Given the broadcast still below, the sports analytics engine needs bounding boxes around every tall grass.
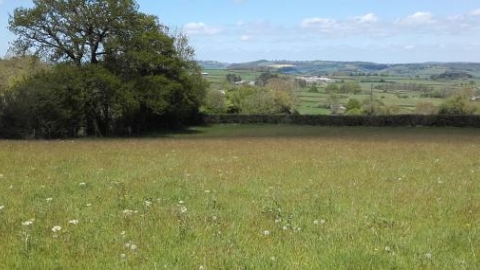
[0,125,479,269]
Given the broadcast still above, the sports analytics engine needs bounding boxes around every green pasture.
[1,125,480,269]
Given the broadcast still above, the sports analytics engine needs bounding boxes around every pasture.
[0,125,479,269]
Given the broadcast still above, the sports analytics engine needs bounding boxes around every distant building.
[301,76,335,84]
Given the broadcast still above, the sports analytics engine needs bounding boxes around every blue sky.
[1,0,480,63]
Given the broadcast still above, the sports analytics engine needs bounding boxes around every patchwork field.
[1,125,480,269]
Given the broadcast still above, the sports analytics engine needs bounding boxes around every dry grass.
[0,125,479,269]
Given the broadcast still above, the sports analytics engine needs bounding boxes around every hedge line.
[202,114,480,127]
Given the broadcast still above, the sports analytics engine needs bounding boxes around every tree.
[9,0,141,65]
[6,0,207,137]
[340,82,362,94]
[325,83,339,94]
[438,93,477,115]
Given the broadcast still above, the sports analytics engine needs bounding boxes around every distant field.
[203,69,479,115]
[1,125,480,269]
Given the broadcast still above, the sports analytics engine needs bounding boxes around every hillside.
[197,60,480,78]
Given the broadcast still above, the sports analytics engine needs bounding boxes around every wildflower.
[46,198,53,202]
[180,206,187,214]
[121,231,126,238]
[130,244,137,252]
[52,226,62,233]
[120,253,126,259]
[199,266,205,270]
[179,200,184,204]
[144,200,152,207]
[22,219,35,226]
[0,205,4,210]
[271,256,276,261]
[263,230,270,236]
[86,203,92,207]
[275,219,281,224]
[204,190,210,194]
[79,182,87,187]
[425,253,432,259]
[212,215,217,221]
[68,219,79,225]
[385,246,391,252]
[314,220,319,225]
[320,219,326,224]
[282,225,288,231]
[123,209,137,216]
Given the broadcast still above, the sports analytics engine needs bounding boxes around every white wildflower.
[204,190,210,194]
[68,219,79,225]
[179,200,184,204]
[314,220,319,225]
[180,206,187,214]
[123,209,136,216]
[320,219,326,224]
[120,253,126,259]
[199,265,204,270]
[271,256,276,261]
[79,182,87,187]
[144,200,152,207]
[425,252,432,259]
[263,230,270,236]
[52,226,62,233]
[22,219,35,226]
[282,225,288,231]
[385,246,391,252]
[130,244,137,252]
[125,242,131,248]
[275,219,281,224]
[121,231,126,238]
[0,205,4,210]
[86,203,92,207]
[46,198,53,202]
[212,215,217,221]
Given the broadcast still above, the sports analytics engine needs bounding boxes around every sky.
[1,0,480,63]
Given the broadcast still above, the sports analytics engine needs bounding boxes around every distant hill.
[198,59,480,78]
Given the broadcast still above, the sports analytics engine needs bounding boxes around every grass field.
[1,125,480,269]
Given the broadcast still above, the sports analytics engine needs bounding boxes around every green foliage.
[415,102,439,115]
[325,83,339,94]
[225,74,242,84]
[438,95,477,115]
[308,83,319,93]
[3,0,207,138]
[340,81,362,94]
[345,98,363,115]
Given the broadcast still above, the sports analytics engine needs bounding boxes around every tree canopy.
[2,0,207,138]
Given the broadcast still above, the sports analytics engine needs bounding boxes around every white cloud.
[240,35,252,41]
[469,9,480,16]
[355,13,378,24]
[301,18,338,33]
[396,12,434,25]
[404,45,415,50]
[183,22,223,36]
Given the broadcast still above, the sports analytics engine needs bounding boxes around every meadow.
[1,125,480,269]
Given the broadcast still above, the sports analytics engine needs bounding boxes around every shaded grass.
[0,125,479,269]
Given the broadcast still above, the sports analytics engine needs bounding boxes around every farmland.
[203,68,480,115]
[1,125,479,269]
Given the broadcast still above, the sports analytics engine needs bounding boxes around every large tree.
[6,0,207,137]
[9,0,139,65]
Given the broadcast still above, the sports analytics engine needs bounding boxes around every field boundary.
[202,114,480,127]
